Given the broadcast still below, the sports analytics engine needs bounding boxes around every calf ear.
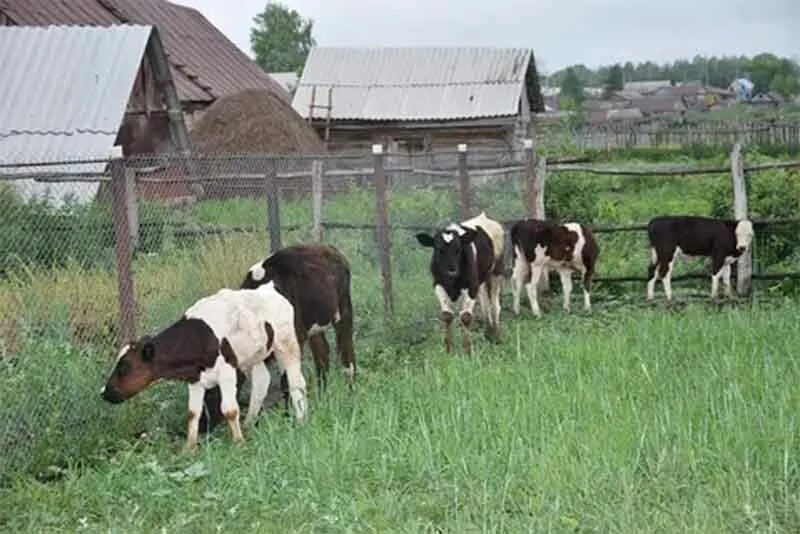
[460,228,478,244]
[416,233,435,247]
[141,341,155,362]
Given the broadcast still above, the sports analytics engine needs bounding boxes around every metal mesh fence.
[1,146,798,479]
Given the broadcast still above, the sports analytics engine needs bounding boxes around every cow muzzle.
[100,385,126,404]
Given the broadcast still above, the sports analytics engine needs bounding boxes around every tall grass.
[1,302,798,531]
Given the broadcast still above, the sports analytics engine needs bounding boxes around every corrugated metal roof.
[293,47,532,121]
[0,0,283,103]
[0,25,153,203]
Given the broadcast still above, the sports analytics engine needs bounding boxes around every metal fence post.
[458,143,471,220]
[266,161,281,253]
[311,159,324,242]
[110,147,137,345]
[373,144,394,321]
[731,143,752,296]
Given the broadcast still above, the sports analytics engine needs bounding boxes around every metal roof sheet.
[0,0,283,103]
[0,25,153,203]
[293,47,532,121]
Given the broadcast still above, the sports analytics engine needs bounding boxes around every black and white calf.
[511,219,599,317]
[646,215,754,300]
[416,212,505,353]
[101,284,306,450]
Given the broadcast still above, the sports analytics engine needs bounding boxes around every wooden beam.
[731,143,752,296]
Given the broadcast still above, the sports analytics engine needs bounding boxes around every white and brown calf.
[416,212,505,353]
[646,215,754,301]
[101,283,306,450]
[511,219,599,317]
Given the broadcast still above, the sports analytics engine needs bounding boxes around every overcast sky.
[173,0,799,74]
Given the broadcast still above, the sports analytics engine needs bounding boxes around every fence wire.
[0,146,798,480]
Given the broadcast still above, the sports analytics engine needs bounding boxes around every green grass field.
[1,300,799,532]
[1,150,798,531]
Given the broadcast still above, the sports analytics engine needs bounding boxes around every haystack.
[190,88,324,155]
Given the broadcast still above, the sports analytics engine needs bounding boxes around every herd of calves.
[100,212,754,450]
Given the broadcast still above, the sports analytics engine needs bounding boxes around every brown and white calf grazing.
[511,219,599,317]
[241,244,356,389]
[416,212,505,353]
[646,215,754,301]
[101,284,306,450]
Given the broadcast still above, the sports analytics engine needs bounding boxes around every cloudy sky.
[173,0,799,73]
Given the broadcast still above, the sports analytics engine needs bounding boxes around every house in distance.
[293,47,545,155]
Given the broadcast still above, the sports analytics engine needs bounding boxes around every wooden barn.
[0,24,189,203]
[0,0,286,129]
[292,47,545,155]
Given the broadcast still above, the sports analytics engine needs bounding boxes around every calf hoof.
[484,325,501,343]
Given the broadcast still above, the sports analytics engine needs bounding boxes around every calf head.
[240,260,269,289]
[416,225,478,280]
[735,220,754,254]
[101,337,157,404]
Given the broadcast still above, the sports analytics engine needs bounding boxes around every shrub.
[709,168,800,270]
[0,184,169,275]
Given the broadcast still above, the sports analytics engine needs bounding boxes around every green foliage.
[709,167,800,270]
[548,53,800,96]
[559,67,585,104]
[0,185,169,275]
[546,172,599,223]
[250,2,315,73]
[604,64,624,96]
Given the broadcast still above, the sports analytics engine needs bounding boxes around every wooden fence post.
[730,143,752,296]
[458,143,471,220]
[311,159,324,241]
[524,138,536,218]
[373,144,394,321]
[266,161,282,253]
[124,166,139,249]
[109,147,137,345]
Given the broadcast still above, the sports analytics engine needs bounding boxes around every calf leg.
[722,264,733,298]
[582,266,593,312]
[460,289,477,354]
[490,274,502,331]
[185,381,206,451]
[710,253,726,300]
[558,268,573,312]
[243,361,270,427]
[308,334,330,393]
[219,362,243,444]
[275,337,307,422]
[478,283,492,328]
[334,308,357,387]
[435,285,455,353]
[647,247,659,301]
[527,263,545,318]
[511,246,530,315]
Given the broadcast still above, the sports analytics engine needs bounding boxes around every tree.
[251,2,315,73]
[560,68,585,105]
[604,64,624,96]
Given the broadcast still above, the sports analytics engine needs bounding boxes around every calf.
[646,215,754,301]
[241,244,356,389]
[101,283,306,450]
[511,219,599,317]
[416,211,505,353]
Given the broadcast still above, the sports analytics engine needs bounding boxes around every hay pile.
[190,89,325,155]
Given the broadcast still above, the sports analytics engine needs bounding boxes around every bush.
[546,172,600,223]
[709,167,800,270]
[0,184,169,275]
